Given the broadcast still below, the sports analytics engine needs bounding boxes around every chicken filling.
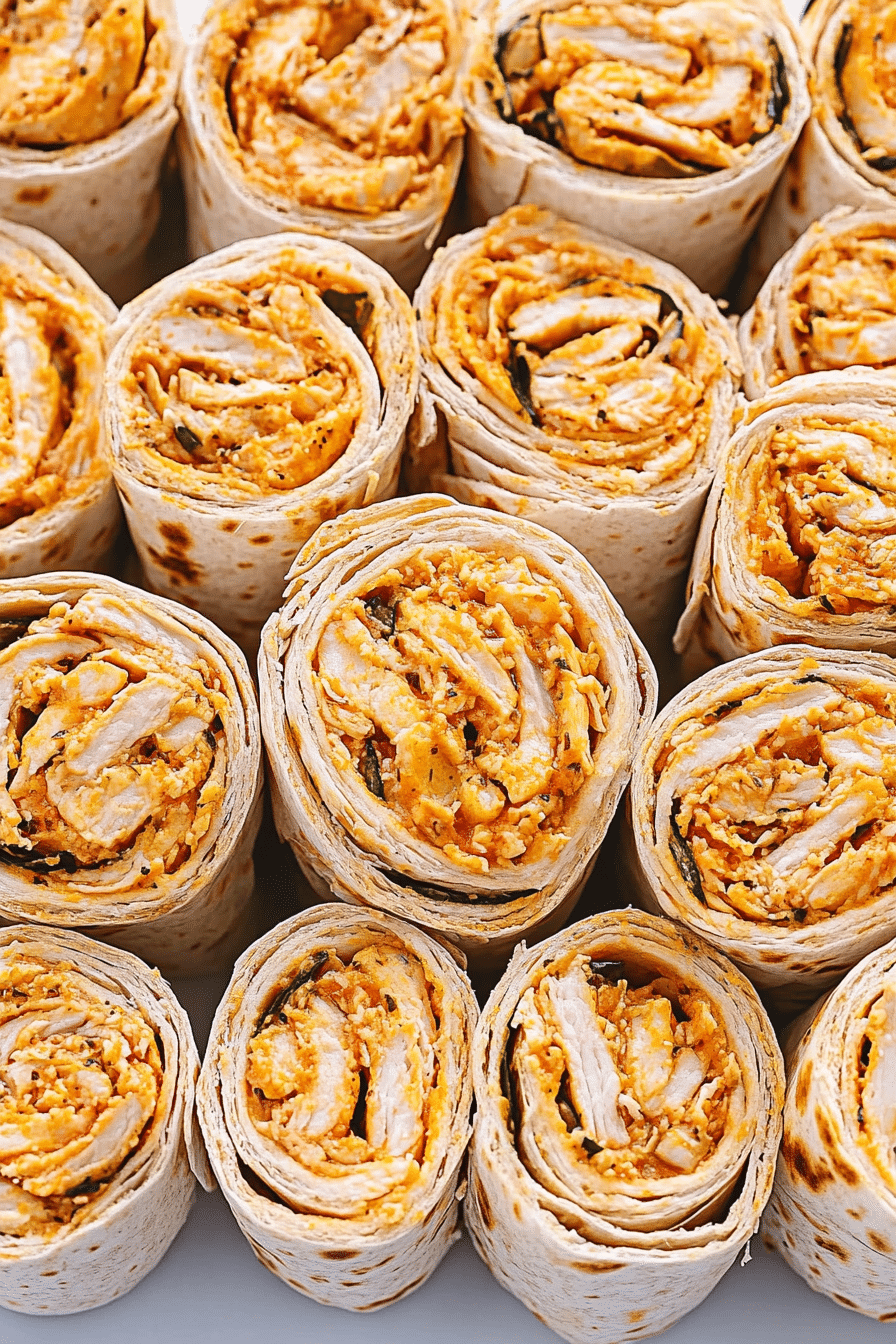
[0,253,105,528]
[433,210,724,494]
[0,0,166,147]
[656,675,896,924]
[124,275,376,494]
[0,591,229,892]
[312,548,608,873]
[489,1,787,177]
[0,953,161,1236]
[509,958,741,1187]
[744,416,896,614]
[246,941,440,1215]
[772,230,896,381]
[206,0,462,214]
[857,974,896,1187]
[827,1,896,175]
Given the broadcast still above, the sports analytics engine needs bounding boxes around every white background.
[4,0,895,1340]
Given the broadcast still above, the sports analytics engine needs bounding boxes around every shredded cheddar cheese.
[0,953,161,1236]
[312,547,608,872]
[823,0,896,175]
[485,1,787,178]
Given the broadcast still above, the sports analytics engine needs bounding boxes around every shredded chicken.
[204,0,463,214]
[430,207,728,496]
[823,0,896,175]
[509,957,740,1190]
[858,975,896,1187]
[246,940,439,1216]
[312,548,608,871]
[488,1,786,177]
[0,0,168,147]
[122,273,379,495]
[0,592,229,892]
[769,226,896,384]
[742,415,896,614]
[656,673,896,924]
[0,952,161,1236]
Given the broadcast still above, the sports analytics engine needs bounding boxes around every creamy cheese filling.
[0,0,166,147]
[742,416,896,614]
[0,953,161,1237]
[823,0,896,175]
[509,957,741,1193]
[0,591,229,893]
[858,976,896,1187]
[431,209,725,494]
[657,675,896,925]
[246,940,441,1217]
[123,275,378,495]
[489,1,786,177]
[0,248,107,529]
[205,0,462,215]
[771,229,896,382]
[311,547,608,873]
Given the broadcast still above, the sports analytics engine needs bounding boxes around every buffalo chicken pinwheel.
[0,572,262,975]
[198,904,477,1309]
[750,0,896,293]
[0,926,209,1315]
[467,910,783,1344]
[677,371,896,673]
[766,938,896,1321]
[0,220,119,580]
[627,645,896,1012]
[742,208,896,397]
[106,233,416,651]
[0,0,180,301]
[179,0,464,291]
[462,0,809,293]
[409,207,741,659]
[259,495,656,969]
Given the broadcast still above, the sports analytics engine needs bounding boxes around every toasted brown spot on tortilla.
[15,186,52,205]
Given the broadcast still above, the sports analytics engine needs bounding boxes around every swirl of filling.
[487,1,789,178]
[815,0,896,177]
[199,0,463,215]
[653,664,896,927]
[0,0,170,148]
[119,272,381,498]
[244,938,446,1216]
[0,952,161,1236]
[0,231,111,531]
[857,973,896,1190]
[312,546,609,874]
[735,412,896,617]
[0,588,230,896]
[423,208,733,496]
[746,215,896,389]
[509,955,745,1209]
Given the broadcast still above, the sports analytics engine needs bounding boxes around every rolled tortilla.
[466,908,783,1344]
[258,494,657,970]
[764,937,896,1321]
[179,0,464,293]
[0,571,262,976]
[0,0,181,304]
[626,643,896,1013]
[197,903,477,1310]
[742,206,896,398]
[0,219,120,581]
[0,924,210,1316]
[105,233,416,653]
[676,370,896,675]
[462,0,809,295]
[408,206,743,663]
